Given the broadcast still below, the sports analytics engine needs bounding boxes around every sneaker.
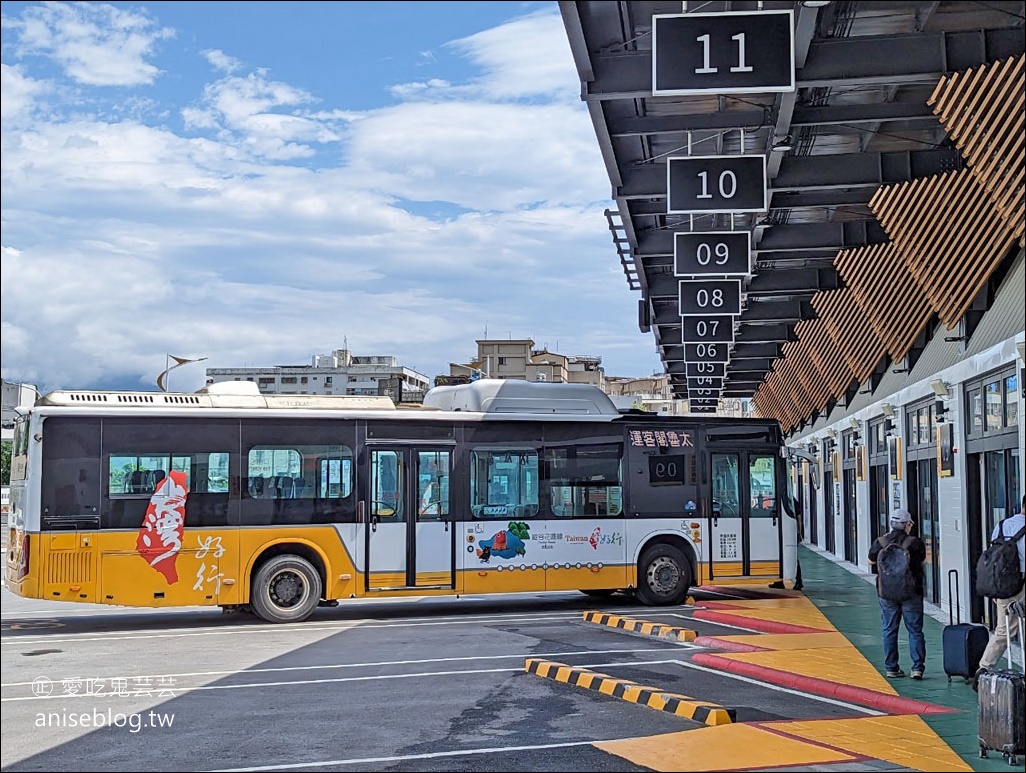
[885,669,906,678]
[911,670,923,680]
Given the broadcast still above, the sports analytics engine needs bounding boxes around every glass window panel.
[471,448,540,519]
[1005,374,1017,427]
[968,387,983,434]
[417,450,450,520]
[985,381,1002,431]
[750,455,776,517]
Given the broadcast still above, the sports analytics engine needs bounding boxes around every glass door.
[914,458,939,605]
[709,452,782,580]
[364,446,454,592]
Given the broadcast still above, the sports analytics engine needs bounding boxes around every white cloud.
[445,10,583,100]
[203,48,241,74]
[7,1,174,87]
[0,63,46,123]
[0,4,661,393]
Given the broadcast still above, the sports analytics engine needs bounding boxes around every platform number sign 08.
[652,11,796,96]
[679,280,742,317]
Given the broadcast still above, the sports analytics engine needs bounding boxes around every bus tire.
[250,555,322,623]
[636,543,691,606]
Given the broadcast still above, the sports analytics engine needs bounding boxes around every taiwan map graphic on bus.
[476,521,530,562]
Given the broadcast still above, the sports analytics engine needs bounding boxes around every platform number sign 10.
[667,155,767,214]
[652,10,796,96]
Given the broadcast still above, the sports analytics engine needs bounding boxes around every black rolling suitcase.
[978,601,1025,765]
[943,569,989,682]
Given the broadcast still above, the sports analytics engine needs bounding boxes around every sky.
[0,1,664,395]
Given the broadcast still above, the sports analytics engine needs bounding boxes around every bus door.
[708,451,782,581]
[363,446,455,592]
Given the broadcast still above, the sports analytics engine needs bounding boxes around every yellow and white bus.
[5,379,798,623]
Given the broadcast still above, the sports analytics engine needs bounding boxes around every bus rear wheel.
[250,555,322,623]
[636,544,691,606]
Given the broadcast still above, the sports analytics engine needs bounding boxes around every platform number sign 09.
[675,232,750,277]
[652,11,796,96]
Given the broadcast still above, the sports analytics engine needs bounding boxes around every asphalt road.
[1,586,880,772]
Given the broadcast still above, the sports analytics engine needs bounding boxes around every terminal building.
[561,0,1024,626]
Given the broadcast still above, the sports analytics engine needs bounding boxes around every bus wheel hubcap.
[648,557,679,595]
[269,570,305,608]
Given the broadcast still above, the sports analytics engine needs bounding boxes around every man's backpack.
[877,533,917,602]
[975,519,1026,600]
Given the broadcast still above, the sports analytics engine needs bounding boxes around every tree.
[1,440,10,486]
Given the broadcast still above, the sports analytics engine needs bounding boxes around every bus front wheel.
[636,544,691,606]
[250,555,323,623]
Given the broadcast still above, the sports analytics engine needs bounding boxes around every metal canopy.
[560,0,1025,401]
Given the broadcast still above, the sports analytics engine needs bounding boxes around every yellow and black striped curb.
[524,658,735,726]
[582,610,697,643]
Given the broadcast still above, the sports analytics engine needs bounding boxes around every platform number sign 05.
[652,11,796,96]
[679,280,742,317]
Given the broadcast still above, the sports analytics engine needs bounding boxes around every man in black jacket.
[868,509,927,680]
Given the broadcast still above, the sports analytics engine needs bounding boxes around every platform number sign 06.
[652,11,796,96]
[685,343,729,363]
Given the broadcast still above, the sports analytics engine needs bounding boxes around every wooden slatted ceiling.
[813,289,887,386]
[928,55,1025,247]
[836,242,933,362]
[871,168,1017,328]
[753,56,1022,429]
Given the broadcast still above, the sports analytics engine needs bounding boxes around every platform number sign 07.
[684,316,734,343]
[652,11,796,96]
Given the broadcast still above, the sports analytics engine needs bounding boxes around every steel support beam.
[582,28,1025,100]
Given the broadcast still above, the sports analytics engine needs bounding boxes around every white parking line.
[210,738,636,772]
[1,611,586,646]
[671,659,885,716]
[2,658,684,702]
[1,645,692,688]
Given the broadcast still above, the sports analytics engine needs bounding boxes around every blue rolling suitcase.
[978,601,1025,765]
[943,570,989,682]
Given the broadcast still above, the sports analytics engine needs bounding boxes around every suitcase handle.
[948,569,960,626]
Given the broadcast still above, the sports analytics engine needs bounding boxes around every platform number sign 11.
[652,10,795,96]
